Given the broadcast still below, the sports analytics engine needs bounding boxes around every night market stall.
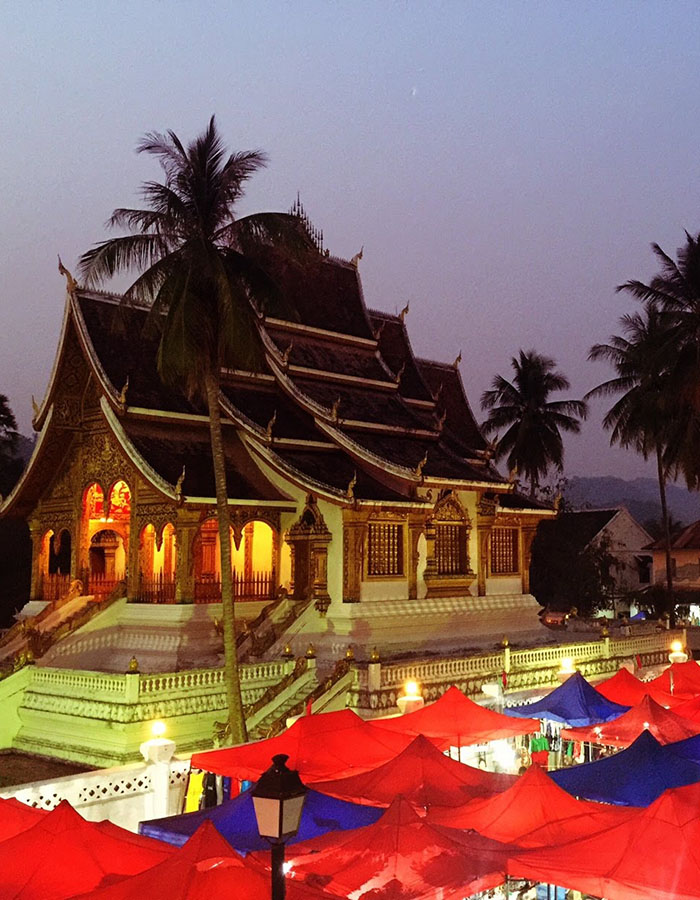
[595,666,678,708]
[504,671,629,727]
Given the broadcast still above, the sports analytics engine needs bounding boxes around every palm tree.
[617,233,700,490]
[480,350,587,499]
[586,303,676,621]
[79,117,313,744]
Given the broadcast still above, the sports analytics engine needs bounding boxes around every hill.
[564,476,699,528]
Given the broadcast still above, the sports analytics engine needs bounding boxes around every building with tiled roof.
[647,519,700,592]
[1,242,555,667]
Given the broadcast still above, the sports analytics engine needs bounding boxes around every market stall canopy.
[70,821,328,900]
[373,686,540,747]
[283,795,509,900]
[551,730,700,806]
[427,763,636,847]
[190,709,413,783]
[503,671,629,727]
[310,733,515,809]
[648,660,700,700]
[561,695,700,748]
[0,800,173,900]
[668,693,700,724]
[0,797,47,842]
[509,780,700,900]
[139,784,383,852]
[596,667,678,708]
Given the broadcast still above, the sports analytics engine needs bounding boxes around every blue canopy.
[139,785,384,853]
[551,730,700,805]
[504,671,629,727]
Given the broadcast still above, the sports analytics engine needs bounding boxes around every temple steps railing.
[194,569,276,604]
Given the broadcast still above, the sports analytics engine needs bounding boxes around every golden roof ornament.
[399,301,410,321]
[501,636,510,648]
[57,255,78,294]
[31,395,40,419]
[436,409,447,430]
[453,350,462,369]
[415,452,428,478]
[282,341,294,367]
[433,382,444,403]
[508,466,518,484]
[350,245,364,267]
[346,470,357,500]
[282,643,294,659]
[331,396,341,422]
[118,375,129,407]
[175,465,186,499]
[370,647,380,662]
[305,643,317,659]
[127,656,139,673]
[266,409,277,440]
[394,361,406,385]
[373,320,386,341]
[345,645,355,661]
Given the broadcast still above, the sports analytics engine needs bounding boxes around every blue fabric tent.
[551,730,700,805]
[504,671,629,727]
[139,786,384,853]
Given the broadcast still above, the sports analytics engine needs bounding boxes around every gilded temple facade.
[2,248,553,661]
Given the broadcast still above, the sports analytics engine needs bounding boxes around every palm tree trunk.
[656,445,675,627]
[205,370,248,744]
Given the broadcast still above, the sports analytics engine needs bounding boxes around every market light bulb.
[404,680,420,698]
[152,720,167,738]
[560,657,575,672]
[671,640,683,654]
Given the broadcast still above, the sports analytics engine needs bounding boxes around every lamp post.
[252,753,308,900]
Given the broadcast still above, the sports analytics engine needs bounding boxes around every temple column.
[476,494,497,597]
[28,515,43,601]
[175,510,199,603]
[423,519,437,581]
[342,510,367,603]
[126,516,140,601]
[521,524,538,594]
[310,533,331,614]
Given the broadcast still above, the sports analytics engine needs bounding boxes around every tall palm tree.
[586,303,676,621]
[616,232,700,491]
[79,117,313,743]
[480,350,587,499]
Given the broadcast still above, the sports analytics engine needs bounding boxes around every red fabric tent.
[311,733,515,809]
[427,763,637,847]
[0,797,47,842]
[0,800,173,900]
[284,796,509,899]
[509,780,700,900]
[70,821,327,900]
[669,693,700,724]
[374,685,540,747]
[560,695,700,748]
[191,708,413,783]
[648,661,700,699]
[596,667,678,708]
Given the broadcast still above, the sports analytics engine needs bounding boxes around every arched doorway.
[88,529,125,598]
[40,528,73,603]
[138,522,176,603]
[193,518,277,603]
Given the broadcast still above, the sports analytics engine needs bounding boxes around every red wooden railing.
[40,574,72,604]
[80,569,123,601]
[194,569,276,604]
[138,573,177,604]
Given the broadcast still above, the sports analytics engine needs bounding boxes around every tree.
[79,117,314,744]
[586,303,677,622]
[0,394,21,497]
[480,350,587,498]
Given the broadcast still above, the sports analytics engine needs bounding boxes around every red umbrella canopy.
[669,693,700,725]
[509,780,700,900]
[560,695,700,748]
[648,661,700,700]
[69,821,327,900]
[191,709,413,783]
[0,800,173,900]
[428,764,636,847]
[0,798,47,842]
[284,795,509,899]
[374,686,540,747]
[311,734,515,809]
[596,667,678,708]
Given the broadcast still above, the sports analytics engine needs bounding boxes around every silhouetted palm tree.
[587,303,676,620]
[79,117,313,743]
[481,350,587,499]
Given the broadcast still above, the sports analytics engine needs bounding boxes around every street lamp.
[252,754,308,900]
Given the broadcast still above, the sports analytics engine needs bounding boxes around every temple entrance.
[40,528,72,603]
[87,529,124,598]
[81,481,130,599]
[138,522,177,603]
[193,518,277,603]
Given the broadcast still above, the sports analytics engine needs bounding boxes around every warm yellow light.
[404,680,420,698]
[671,640,683,654]
[560,657,575,673]
[152,720,167,738]
[643,721,650,729]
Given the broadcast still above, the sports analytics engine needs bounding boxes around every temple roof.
[5,250,554,513]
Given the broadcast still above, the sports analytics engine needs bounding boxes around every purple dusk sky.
[2,2,699,481]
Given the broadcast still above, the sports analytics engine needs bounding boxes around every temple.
[1,240,554,671]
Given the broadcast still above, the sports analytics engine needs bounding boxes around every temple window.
[367,522,404,577]
[83,483,105,520]
[435,523,468,575]
[490,527,519,575]
[194,517,276,602]
[107,480,131,520]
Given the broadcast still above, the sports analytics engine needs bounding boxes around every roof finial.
[346,470,357,500]
[118,375,129,407]
[281,340,294,367]
[399,301,410,321]
[175,465,186,499]
[372,320,386,342]
[437,408,447,430]
[266,409,277,440]
[415,452,428,478]
[394,361,406,385]
[350,246,364,267]
[31,395,40,419]
[330,396,341,422]
[508,466,518,484]
[57,255,78,294]
[453,350,462,368]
